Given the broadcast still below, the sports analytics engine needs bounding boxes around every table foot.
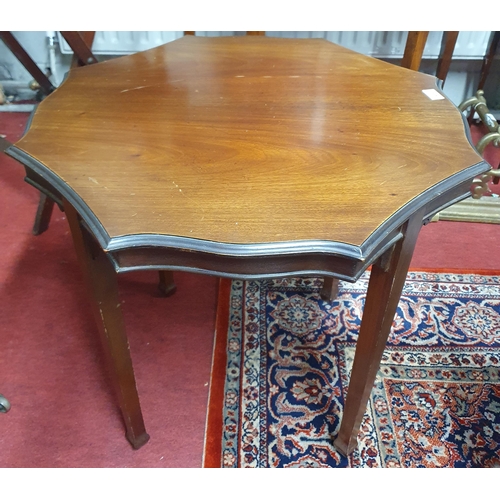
[126,431,151,450]
[333,212,423,456]
[320,277,339,303]
[333,434,355,457]
[158,270,177,297]
[64,201,149,450]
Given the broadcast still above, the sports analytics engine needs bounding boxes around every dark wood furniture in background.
[401,31,429,71]
[5,36,488,455]
[477,31,500,94]
[436,31,460,83]
[400,30,460,84]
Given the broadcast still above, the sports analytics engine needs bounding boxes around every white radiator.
[57,31,492,59]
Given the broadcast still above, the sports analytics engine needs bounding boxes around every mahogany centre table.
[6,35,488,456]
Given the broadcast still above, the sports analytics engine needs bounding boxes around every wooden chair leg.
[158,270,177,297]
[333,212,423,456]
[32,193,55,235]
[69,32,96,68]
[60,31,98,65]
[0,31,55,95]
[320,277,340,303]
[436,31,459,84]
[469,31,500,125]
[64,200,149,450]
[477,31,500,91]
[401,31,429,71]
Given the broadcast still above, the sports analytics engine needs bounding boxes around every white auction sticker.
[422,89,445,100]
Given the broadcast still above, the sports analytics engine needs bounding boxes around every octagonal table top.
[8,35,487,259]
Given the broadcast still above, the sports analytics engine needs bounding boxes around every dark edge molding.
[108,234,366,259]
[115,265,362,282]
[6,145,489,266]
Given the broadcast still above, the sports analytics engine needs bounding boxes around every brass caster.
[0,394,11,413]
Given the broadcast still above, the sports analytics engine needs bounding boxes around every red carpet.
[1,112,500,467]
[1,113,217,467]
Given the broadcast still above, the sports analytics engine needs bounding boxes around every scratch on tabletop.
[121,85,150,93]
[171,181,205,212]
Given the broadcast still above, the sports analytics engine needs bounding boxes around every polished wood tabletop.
[11,36,483,254]
[6,35,490,458]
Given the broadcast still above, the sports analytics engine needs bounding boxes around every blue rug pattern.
[219,272,500,467]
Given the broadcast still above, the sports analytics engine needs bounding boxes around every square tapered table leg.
[64,201,149,449]
[334,212,423,456]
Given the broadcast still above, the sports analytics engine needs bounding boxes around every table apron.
[108,233,404,282]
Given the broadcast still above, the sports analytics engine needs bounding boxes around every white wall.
[0,31,494,107]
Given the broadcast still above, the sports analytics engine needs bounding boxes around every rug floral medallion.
[214,272,500,468]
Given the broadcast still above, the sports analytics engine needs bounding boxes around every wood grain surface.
[13,36,484,248]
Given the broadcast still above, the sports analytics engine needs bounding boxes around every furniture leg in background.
[401,31,429,71]
[436,31,459,83]
[401,31,459,84]
[32,193,55,235]
[477,31,500,96]
[320,277,340,302]
[158,270,177,296]
[468,31,500,125]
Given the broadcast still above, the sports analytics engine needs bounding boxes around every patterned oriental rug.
[203,272,500,468]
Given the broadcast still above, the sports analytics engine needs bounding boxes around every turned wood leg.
[333,213,423,456]
[64,200,149,449]
[158,270,176,297]
[320,277,340,302]
[32,193,55,235]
